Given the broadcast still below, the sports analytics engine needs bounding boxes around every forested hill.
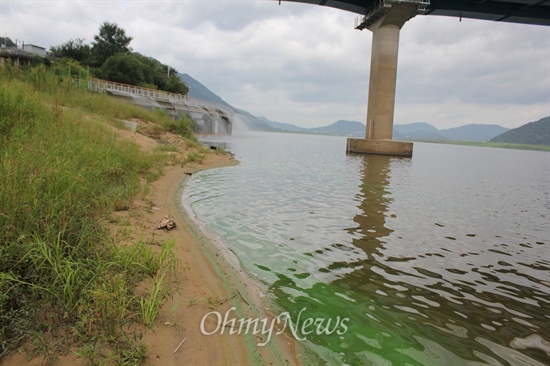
[490,117,550,145]
[178,73,231,107]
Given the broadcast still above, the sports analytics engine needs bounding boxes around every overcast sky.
[1,0,548,129]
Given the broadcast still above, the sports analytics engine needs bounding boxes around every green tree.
[165,74,189,94]
[131,55,188,93]
[49,38,92,65]
[52,58,90,80]
[128,53,165,88]
[91,22,132,67]
[0,37,16,48]
[101,53,152,86]
[101,52,188,94]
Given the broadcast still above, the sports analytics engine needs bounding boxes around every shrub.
[164,114,196,140]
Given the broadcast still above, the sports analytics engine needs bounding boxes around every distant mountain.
[178,73,231,107]
[394,123,448,140]
[393,122,508,142]
[233,109,278,132]
[392,129,405,139]
[440,124,509,142]
[309,120,365,136]
[394,122,440,135]
[491,117,550,145]
[262,119,367,137]
[261,118,309,132]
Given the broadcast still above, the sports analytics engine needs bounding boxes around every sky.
[1,0,549,129]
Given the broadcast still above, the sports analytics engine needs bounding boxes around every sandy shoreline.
[2,125,300,365]
[109,127,302,365]
[138,154,300,365]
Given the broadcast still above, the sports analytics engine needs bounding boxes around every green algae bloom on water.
[185,132,550,365]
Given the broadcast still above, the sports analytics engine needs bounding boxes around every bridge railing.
[86,78,234,115]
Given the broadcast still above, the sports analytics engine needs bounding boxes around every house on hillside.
[22,44,47,57]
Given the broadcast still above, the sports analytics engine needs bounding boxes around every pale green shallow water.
[183,131,549,365]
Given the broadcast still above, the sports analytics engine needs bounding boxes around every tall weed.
[139,272,168,328]
[114,239,178,281]
[164,114,195,139]
[0,79,40,143]
[0,68,177,360]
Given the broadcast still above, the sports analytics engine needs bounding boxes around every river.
[182,131,549,365]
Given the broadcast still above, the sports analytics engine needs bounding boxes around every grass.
[140,272,168,328]
[186,151,207,163]
[0,65,191,363]
[399,138,550,151]
[115,240,178,280]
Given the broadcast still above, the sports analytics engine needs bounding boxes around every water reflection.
[328,154,549,365]
[270,153,549,365]
[350,154,395,257]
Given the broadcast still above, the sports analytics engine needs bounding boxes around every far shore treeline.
[2,21,189,94]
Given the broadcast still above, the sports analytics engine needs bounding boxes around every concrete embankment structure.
[88,79,233,135]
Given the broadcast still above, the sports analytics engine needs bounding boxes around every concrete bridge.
[280,0,550,156]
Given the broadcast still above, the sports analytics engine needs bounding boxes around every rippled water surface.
[183,132,550,365]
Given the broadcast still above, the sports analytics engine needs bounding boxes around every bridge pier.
[347,0,427,157]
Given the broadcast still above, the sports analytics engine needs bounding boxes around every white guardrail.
[86,78,233,115]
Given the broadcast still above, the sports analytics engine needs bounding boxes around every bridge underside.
[425,0,550,25]
[281,0,550,25]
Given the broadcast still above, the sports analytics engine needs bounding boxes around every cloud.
[399,17,549,105]
[1,0,548,129]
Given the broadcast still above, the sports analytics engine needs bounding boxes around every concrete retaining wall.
[111,93,233,135]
